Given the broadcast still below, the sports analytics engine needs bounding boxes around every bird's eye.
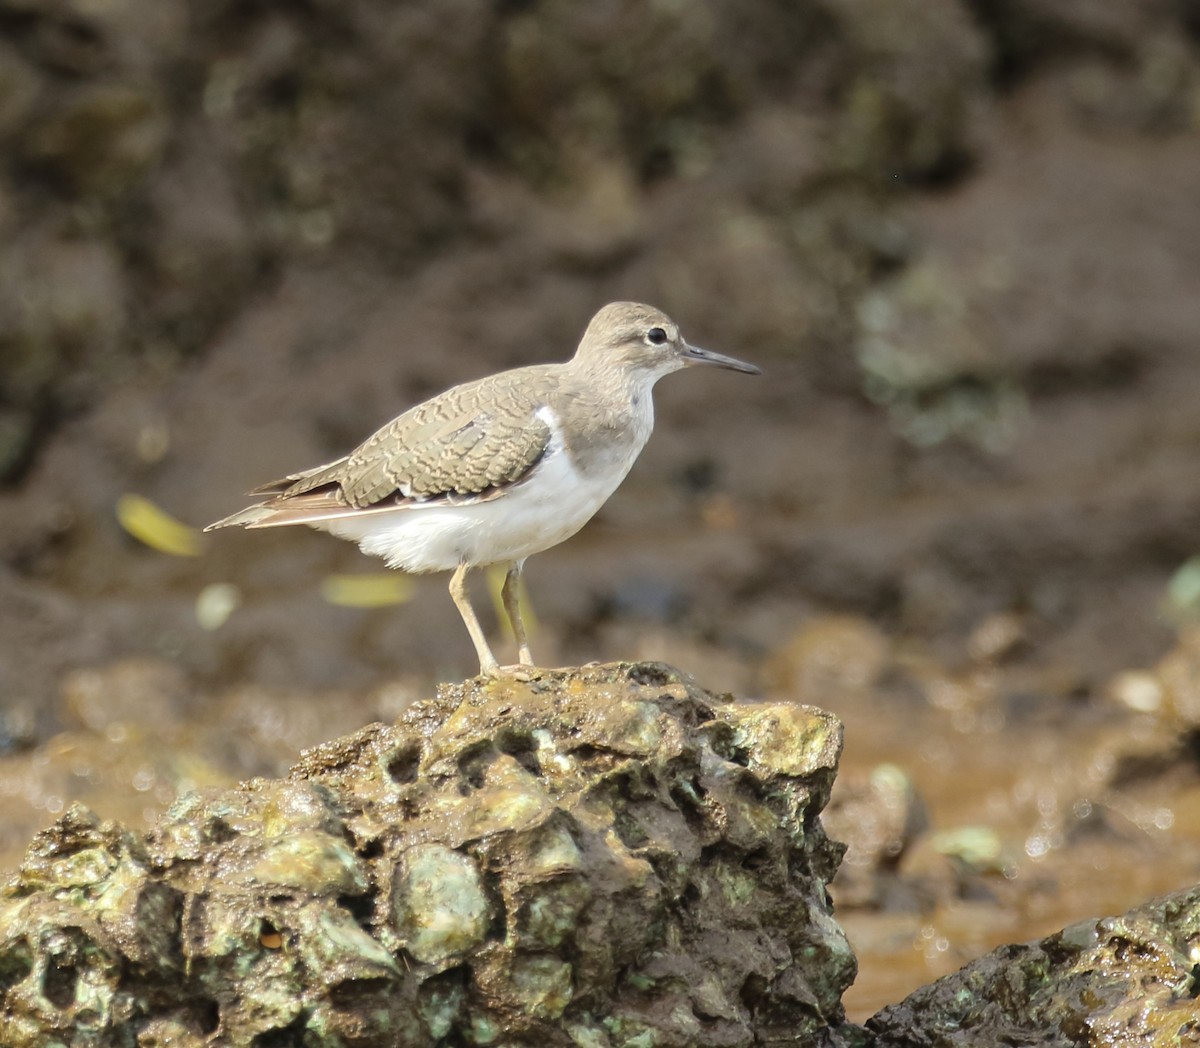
[646,327,668,345]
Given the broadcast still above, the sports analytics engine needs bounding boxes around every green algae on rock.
[0,663,854,1046]
[0,806,185,1047]
[392,844,492,965]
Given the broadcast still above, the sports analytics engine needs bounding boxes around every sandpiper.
[206,302,760,675]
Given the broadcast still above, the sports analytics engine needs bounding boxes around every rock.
[819,0,989,180]
[0,42,41,142]
[1090,628,1200,792]
[855,254,1028,453]
[0,806,185,1045]
[0,663,855,1046]
[764,615,892,706]
[0,229,130,481]
[824,763,929,908]
[1150,627,1200,731]
[19,81,167,198]
[968,0,1187,84]
[866,883,1200,1046]
[59,657,193,734]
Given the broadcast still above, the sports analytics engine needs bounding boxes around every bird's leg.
[500,559,535,667]
[449,562,499,676]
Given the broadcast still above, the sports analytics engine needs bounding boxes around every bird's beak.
[680,342,762,375]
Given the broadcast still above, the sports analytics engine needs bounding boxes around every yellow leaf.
[116,494,204,557]
[320,573,415,608]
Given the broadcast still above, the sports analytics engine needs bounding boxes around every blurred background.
[2,0,1200,1020]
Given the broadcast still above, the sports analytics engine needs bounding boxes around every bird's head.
[574,302,761,383]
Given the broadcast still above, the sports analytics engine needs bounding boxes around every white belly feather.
[319,404,650,573]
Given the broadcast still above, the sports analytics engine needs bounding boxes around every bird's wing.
[208,372,555,529]
[334,372,553,506]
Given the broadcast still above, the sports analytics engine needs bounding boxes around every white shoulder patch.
[535,405,565,453]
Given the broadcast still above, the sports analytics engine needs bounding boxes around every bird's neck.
[550,360,660,476]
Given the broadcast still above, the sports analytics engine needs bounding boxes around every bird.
[206,302,760,676]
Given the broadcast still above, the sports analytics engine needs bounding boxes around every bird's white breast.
[319,403,651,573]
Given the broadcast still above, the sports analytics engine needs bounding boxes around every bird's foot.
[483,663,535,682]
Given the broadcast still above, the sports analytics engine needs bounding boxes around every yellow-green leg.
[501,560,535,667]
[449,562,499,676]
